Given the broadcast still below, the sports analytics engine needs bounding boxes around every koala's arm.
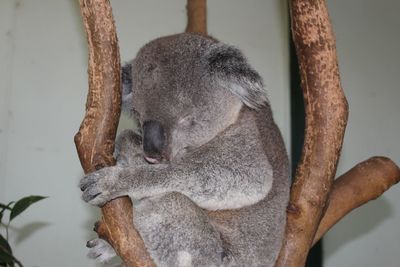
[81,135,273,211]
[125,156,272,210]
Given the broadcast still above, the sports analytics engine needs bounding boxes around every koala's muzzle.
[143,120,165,163]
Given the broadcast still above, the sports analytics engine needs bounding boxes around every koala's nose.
[143,120,165,159]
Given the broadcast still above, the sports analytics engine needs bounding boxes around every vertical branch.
[75,0,154,266]
[275,0,348,266]
[185,0,207,35]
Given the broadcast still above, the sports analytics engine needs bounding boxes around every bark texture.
[275,1,349,266]
[185,0,207,34]
[75,1,154,266]
[312,157,400,245]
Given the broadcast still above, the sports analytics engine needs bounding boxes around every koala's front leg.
[81,159,272,211]
[80,163,168,206]
[80,129,147,206]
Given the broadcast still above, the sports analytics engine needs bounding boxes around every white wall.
[324,0,400,266]
[0,1,289,266]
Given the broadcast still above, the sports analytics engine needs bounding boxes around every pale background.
[324,0,400,267]
[0,0,398,266]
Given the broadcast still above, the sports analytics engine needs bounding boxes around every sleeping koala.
[80,33,290,266]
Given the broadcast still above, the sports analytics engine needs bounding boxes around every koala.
[80,33,290,267]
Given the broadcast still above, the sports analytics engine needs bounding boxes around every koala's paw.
[87,238,116,263]
[80,166,121,206]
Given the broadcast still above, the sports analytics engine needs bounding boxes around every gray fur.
[87,238,117,263]
[80,33,290,266]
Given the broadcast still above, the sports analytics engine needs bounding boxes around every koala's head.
[122,33,267,163]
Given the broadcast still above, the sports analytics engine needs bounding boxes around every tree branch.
[275,1,348,266]
[185,0,207,35]
[312,157,400,245]
[75,1,154,266]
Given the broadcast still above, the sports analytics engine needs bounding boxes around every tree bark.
[185,0,207,35]
[75,1,155,266]
[312,157,400,245]
[275,1,349,266]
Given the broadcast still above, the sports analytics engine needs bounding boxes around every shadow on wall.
[14,221,50,244]
[324,196,393,260]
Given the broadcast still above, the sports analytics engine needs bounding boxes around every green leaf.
[0,202,14,225]
[0,234,23,267]
[9,196,47,222]
[0,234,15,266]
[0,234,12,254]
[0,249,23,267]
[0,250,16,266]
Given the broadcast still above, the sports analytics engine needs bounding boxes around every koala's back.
[207,106,290,266]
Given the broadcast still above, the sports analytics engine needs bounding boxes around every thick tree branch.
[185,0,207,35]
[275,1,348,266]
[312,157,400,245]
[75,1,154,266]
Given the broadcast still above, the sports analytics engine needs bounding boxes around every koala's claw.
[93,221,100,232]
[79,171,101,191]
[80,167,119,206]
[87,238,117,263]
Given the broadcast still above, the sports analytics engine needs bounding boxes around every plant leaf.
[0,248,23,267]
[0,243,23,267]
[0,202,15,225]
[0,234,12,254]
[0,234,18,266]
[9,196,47,222]
[0,250,16,266]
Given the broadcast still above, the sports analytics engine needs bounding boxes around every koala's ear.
[206,43,268,109]
[121,62,134,116]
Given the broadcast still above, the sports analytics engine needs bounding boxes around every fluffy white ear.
[121,62,135,117]
[206,43,268,109]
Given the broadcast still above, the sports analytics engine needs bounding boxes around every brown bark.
[75,1,154,266]
[185,0,207,35]
[312,157,400,245]
[275,1,349,266]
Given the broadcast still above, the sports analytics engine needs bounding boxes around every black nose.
[143,120,165,156]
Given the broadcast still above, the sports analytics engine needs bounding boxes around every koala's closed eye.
[178,115,192,125]
[179,115,201,128]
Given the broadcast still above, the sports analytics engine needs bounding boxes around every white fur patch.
[177,251,192,267]
[198,168,273,211]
